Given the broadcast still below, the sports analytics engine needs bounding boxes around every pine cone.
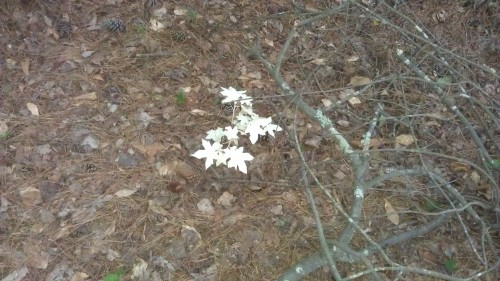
[56,20,71,39]
[173,160,203,184]
[102,18,126,33]
[171,30,187,42]
[221,103,236,115]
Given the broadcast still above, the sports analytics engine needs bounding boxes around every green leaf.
[444,258,457,273]
[187,9,197,24]
[103,267,124,281]
[115,267,125,276]
[274,218,287,228]
[436,76,451,86]
[0,132,9,141]
[424,198,440,212]
[176,91,185,106]
[490,159,500,169]
[103,273,120,281]
[134,24,146,34]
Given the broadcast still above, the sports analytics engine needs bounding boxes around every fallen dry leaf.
[0,120,8,135]
[70,272,90,281]
[36,144,52,156]
[92,74,104,81]
[20,186,43,205]
[73,92,97,101]
[174,8,188,15]
[138,111,154,127]
[352,138,386,148]
[197,198,215,214]
[449,161,469,173]
[238,71,264,89]
[264,38,274,47]
[155,162,175,177]
[148,199,169,216]
[216,191,235,207]
[247,79,265,89]
[198,75,218,87]
[425,120,441,127]
[47,27,59,39]
[470,171,480,184]
[55,225,71,239]
[248,185,262,191]
[6,58,16,70]
[191,109,209,116]
[0,197,10,212]
[395,134,416,146]
[334,170,346,179]
[21,59,30,76]
[132,142,165,161]
[348,97,362,106]
[43,15,53,26]
[114,188,139,197]
[311,58,326,65]
[304,134,323,148]
[270,204,283,215]
[150,19,165,31]
[81,50,95,58]
[131,259,149,280]
[23,243,49,269]
[223,213,248,226]
[153,7,167,18]
[347,55,360,62]
[2,267,29,281]
[321,99,332,107]
[339,88,355,100]
[348,76,371,87]
[26,103,39,116]
[336,120,350,127]
[181,225,202,251]
[282,192,297,203]
[384,198,399,225]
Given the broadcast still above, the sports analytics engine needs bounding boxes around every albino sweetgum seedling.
[192,87,282,174]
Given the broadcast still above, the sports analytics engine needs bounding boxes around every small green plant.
[103,267,124,281]
[444,258,457,273]
[187,9,197,24]
[423,198,441,212]
[133,24,147,35]
[489,159,500,169]
[175,90,186,106]
[0,132,9,141]
[436,76,452,86]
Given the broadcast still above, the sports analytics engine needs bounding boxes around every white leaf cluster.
[192,87,283,174]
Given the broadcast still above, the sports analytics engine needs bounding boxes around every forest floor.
[1,0,499,280]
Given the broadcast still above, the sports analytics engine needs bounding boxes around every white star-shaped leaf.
[224,126,239,145]
[263,122,283,137]
[240,104,256,116]
[214,150,230,166]
[192,139,223,169]
[206,128,225,143]
[244,117,271,144]
[234,114,254,131]
[224,146,254,174]
[220,87,252,106]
